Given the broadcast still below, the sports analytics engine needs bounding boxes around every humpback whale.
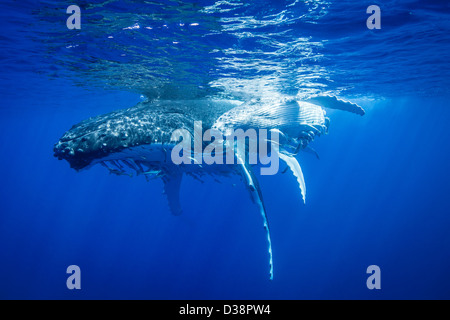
[54,95,364,279]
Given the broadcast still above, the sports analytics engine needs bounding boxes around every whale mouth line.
[54,141,171,171]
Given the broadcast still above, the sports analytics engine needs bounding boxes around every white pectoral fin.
[278,152,306,204]
[236,147,274,280]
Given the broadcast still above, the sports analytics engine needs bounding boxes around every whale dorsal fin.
[306,95,365,116]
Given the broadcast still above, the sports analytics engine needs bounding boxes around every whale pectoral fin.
[162,172,183,216]
[278,153,306,204]
[303,145,320,160]
[306,95,365,116]
[236,148,274,280]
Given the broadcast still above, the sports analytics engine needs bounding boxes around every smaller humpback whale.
[54,95,364,279]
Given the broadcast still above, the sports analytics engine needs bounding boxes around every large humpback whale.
[54,95,364,279]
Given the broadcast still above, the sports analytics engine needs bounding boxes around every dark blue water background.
[0,0,449,299]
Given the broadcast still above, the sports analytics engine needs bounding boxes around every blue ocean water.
[0,0,450,299]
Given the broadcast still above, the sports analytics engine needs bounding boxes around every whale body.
[54,96,364,279]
